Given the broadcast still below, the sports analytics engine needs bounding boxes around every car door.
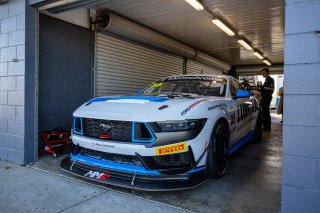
[228,79,252,144]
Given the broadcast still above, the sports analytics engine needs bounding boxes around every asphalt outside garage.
[0,112,282,213]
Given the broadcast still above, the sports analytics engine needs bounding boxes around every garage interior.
[36,0,284,140]
[28,0,285,212]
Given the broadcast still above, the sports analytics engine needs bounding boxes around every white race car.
[61,75,262,190]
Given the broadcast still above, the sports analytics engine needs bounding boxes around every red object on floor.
[39,130,70,158]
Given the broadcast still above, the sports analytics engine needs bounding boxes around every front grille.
[77,147,195,175]
[83,118,132,142]
[81,148,142,166]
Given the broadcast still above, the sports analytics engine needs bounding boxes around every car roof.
[162,74,233,80]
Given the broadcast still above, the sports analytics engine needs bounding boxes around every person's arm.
[264,86,274,91]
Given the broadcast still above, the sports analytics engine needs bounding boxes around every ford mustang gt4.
[61,75,262,191]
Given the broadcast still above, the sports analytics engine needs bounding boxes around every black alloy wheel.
[206,122,229,179]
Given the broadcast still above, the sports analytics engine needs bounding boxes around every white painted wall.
[282,0,320,212]
[0,0,26,163]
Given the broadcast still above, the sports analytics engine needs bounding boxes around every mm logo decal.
[84,171,110,180]
[156,142,187,156]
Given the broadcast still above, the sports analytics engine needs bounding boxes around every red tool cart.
[39,129,70,158]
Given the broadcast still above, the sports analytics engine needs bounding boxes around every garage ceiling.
[36,0,285,67]
[89,0,284,66]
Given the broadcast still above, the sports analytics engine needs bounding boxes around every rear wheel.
[206,122,229,179]
[252,111,262,143]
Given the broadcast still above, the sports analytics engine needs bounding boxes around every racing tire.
[206,122,229,179]
[252,111,263,143]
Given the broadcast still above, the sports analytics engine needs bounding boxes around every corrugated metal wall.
[186,60,222,75]
[95,33,183,97]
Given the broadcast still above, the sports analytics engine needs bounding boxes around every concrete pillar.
[0,0,36,164]
[283,0,320,212]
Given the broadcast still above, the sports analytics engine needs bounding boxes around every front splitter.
[60,156,207,191]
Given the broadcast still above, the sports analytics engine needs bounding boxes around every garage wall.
[282,0,320,212]
[38,15,92,132]
[95,33,184,96]
[0,0,26,163]
[186,60,222,75]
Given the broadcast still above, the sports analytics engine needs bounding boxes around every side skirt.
[228,130,254,156]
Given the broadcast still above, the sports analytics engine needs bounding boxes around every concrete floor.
[0,160,187,213]
[31,112,283,213]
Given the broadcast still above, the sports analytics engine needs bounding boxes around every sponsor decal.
[230,100,260,134]
[84,170,110,180]
[150,82,164,88]
[208,103,226,111]
[236,100,259,123]
[92,141,115,150]
[156,142,187,156]
[181,99,207,116]
[162,76,227,82]
[230,99,259,127]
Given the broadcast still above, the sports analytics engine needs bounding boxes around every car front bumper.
[60,148,207,191]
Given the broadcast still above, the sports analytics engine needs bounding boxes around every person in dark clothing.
[260,68,274,131]
[242,78,251,90]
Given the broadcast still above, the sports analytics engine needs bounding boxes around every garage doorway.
[38,14,92,160]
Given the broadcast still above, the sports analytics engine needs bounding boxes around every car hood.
[73,95,225,121]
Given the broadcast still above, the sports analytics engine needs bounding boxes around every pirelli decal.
[156,142,187,156]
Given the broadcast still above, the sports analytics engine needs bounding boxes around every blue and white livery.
[61,75,262,190]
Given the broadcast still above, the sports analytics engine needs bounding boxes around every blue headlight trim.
[132,122,156,143]
[73,116,83,135]
[89,96,169,103]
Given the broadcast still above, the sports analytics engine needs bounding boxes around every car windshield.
[143,76,227,97]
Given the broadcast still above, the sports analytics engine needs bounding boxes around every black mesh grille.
[81,148,142,166]
[153,152,192,167]
[83,118,132,142]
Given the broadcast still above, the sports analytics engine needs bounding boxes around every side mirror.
[136,89,143,94]
[236,90,251,98]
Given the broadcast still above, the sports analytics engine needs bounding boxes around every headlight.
[156,119,207,132]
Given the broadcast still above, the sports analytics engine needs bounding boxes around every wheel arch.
[207,116,230,147]
[215,117,230,136]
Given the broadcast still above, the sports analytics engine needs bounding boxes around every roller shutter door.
[186,60,222,75]
[95,33,183,97]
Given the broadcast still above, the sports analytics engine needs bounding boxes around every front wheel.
[206,122,229,179]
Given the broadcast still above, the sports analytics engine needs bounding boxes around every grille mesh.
[81,148,142,166]
[153,152,192,166]
[83,118,132,142]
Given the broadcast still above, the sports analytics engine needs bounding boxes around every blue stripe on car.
[71,154,160,175]
[70,154,205,175]
[228,130,255,155]
[89,96,169,103]
[186,166,205,174]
